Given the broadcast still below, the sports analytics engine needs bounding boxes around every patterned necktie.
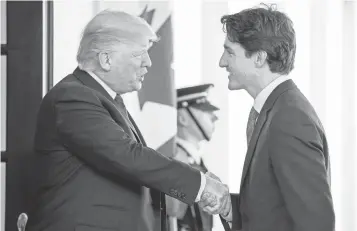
[246,107,259,145]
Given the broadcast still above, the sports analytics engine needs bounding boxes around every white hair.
[77,10,158,70]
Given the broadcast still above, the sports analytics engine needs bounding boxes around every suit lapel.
[240,79,297,189]
[72,67,142,143]
[240,109,268,188]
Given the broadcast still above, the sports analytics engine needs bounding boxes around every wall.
[341,1,356,229]
[52,1,96,85]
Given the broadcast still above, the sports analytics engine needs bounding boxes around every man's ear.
[178,110,189,127]
[98,51,111,71]
[253,50,268,68]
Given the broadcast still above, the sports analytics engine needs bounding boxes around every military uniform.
[167,84,219,231]
[175,138,213,231]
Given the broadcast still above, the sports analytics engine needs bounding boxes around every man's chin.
[128,84,142,93]
[228,83,241,91]
[135,79,144,87]
[133,81,143,91]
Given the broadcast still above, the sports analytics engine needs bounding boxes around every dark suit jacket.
[221,80,335,231]
[26,68,201,231]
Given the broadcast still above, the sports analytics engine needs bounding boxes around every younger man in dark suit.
[211,4,335,231]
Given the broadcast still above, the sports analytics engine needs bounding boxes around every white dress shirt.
[86,70,117,99]
[253,75,291,113]
[82,69,206,202]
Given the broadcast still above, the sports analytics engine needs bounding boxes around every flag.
[138,4,176,159]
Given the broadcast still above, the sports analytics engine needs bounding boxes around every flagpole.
[160,192,167,231]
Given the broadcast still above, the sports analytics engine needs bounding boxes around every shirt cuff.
[221,206,232,222]
[195,172,206,202]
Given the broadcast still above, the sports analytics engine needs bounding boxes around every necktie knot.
[114,94,124,104]
[246,107,259,145]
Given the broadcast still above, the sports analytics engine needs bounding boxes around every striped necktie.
[246,107,259,145]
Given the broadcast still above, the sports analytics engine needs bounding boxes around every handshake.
[198,172,232,220]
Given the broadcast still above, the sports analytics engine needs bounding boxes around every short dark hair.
[221,3,296,75]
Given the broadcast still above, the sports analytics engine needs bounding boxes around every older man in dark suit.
[26,10,230,231]
[208,4,335,231]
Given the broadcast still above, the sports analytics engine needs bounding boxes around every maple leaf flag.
[132,3,176,231]
[136,3,177,158]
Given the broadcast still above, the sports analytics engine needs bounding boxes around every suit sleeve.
[165,148,191,218]
[54,85,201,204]
[220,193,241,231]
[268,109,335,231]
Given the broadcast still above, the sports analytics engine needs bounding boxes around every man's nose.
[212,113,218,122]
[219,55,227,68]
[143,53,152,67]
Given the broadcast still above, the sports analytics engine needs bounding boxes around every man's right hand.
[198,174,230,216]
[201,172,232,219]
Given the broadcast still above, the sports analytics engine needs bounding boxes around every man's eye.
[224,49,231,54]
[132,52,142,57]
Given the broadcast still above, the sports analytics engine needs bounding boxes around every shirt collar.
[85,70,117,99]
[176,137,202,165]
[254,75,290,113]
